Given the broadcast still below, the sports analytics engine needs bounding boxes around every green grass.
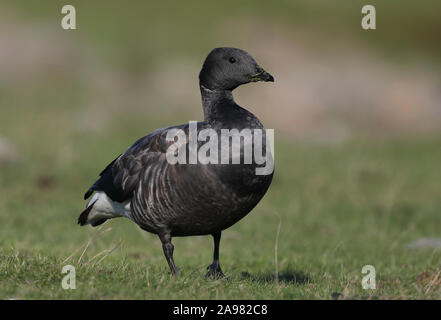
[6,0,441,68]
[1,133,441,299]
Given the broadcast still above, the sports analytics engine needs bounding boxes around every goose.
[78,47,274,278]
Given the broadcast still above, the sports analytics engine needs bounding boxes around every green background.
[1,1,440,299]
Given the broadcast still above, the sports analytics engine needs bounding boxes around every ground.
[1,136,441,299]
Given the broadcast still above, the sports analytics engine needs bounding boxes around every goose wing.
[83,126,186,203]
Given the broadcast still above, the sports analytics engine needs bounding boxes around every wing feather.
[83,125,189,203]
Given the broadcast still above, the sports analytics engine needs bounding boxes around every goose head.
[199,47,274,91]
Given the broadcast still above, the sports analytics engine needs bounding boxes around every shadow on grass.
[240,267,311,285]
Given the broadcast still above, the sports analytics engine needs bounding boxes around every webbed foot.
[205,262,227,279]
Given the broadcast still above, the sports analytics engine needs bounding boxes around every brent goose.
[79,47,274,278]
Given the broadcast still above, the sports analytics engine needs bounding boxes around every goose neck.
[200,84,235,122]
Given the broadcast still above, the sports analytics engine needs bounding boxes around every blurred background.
[1,0,440,298]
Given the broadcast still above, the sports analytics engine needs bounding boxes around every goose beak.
[250,68,274,82]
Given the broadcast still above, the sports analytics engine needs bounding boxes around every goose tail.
[78,199,107,226]
[78,191,131,227]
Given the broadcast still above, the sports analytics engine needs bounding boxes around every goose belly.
[130,161,272,236]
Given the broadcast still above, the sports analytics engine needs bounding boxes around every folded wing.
[83,127,178,203]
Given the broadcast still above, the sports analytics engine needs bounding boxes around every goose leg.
[205,231,226,279]
[159,232,178,275]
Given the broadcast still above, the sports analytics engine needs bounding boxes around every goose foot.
[205,262,227,279]
[169,267,181,276]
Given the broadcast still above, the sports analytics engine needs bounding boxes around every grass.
[6,0,441,68]
[1,133,441,299]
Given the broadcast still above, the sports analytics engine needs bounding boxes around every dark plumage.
[79,47,274,278]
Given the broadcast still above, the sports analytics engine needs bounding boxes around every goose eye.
[229,57,236,64]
